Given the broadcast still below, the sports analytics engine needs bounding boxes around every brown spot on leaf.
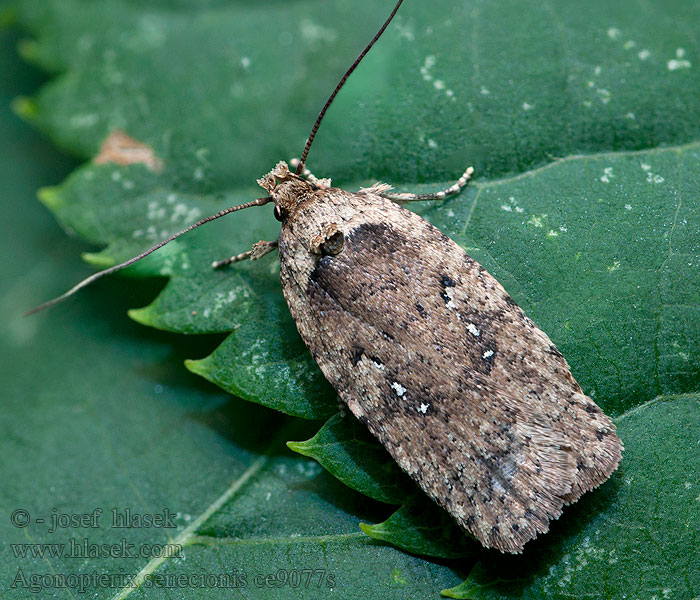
[94,130,164,172]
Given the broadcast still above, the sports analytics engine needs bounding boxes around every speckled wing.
[278,187,622,553]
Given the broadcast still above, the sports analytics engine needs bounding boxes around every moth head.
[257,161,316,222]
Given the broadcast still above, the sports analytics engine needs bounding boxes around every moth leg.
[289,158,331,188]
[211,240,278,269]
[379,166,474,203]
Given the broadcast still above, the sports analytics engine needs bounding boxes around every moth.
[28,0,622,553]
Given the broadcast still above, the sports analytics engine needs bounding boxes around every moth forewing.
[271,166,621,553]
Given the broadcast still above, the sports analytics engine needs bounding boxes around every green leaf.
[10,0,700,596]
[360,497,483,560]
[287,413,415,504]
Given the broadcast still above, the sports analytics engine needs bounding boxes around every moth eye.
[273,205,284,222]
[320,230,345,256]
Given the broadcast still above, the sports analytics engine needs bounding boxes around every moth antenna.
[24,196,272,316]
[295,0,405,175]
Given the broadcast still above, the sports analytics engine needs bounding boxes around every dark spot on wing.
[415,302,427,318]
[440,274,456,288]
[351,346,364,365]
[346,221,402,253]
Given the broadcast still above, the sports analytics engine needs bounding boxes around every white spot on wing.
[444,286,458,309]
[391,382,406,397]
[418,403,430,414]
[467,323,481,337]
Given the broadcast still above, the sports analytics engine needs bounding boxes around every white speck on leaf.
[300,19,337,44]
[70,113,99,128]
[527,215,545,228]
[668,58,691,71]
